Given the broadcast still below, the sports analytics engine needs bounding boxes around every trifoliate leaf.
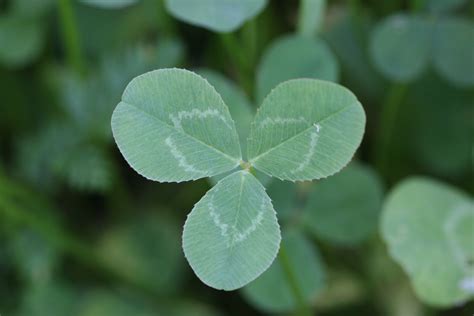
[381,178,474,306]
[164,0,268,33]
[370,14,431,82]
[248,79,365,181]
[433,18,474,87]
[256,34,339,102]
[303,162,384,245]
[242,230,326,313]
[183,170,281,290]
[111,68,242,182]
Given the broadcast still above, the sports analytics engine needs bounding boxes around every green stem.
[373,83,408,178]
[58,0,85,75]
[279,244,312,316]
[220,32,253,98]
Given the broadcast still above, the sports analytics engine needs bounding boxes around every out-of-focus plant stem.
[220,22,256,99]
[279,244,312,316]
[58,0,86,75]
[373,83,408,179]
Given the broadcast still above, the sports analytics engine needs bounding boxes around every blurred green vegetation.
[0,0,472,315]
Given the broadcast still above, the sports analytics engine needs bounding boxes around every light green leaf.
[165,0,267,33]
[79,0,139,9]
[433,18,474,87]
[241,230,326,313]
[0,17,44,67]
[370,14,432,82]
[197,69,254,156]
[256,35,339,102]
[297,0,326,37]
[97,214,184,294]
[381,178,474,306]
[183,170,281,290]
[303,162,384,245]
[111,68,242,182]
[248,79,366,181]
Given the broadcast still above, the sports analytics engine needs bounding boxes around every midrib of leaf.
[224,172,247,287]
[249,101,360,164]
[121,100,242,164]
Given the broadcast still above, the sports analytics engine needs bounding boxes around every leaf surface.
[433,18,474,87]
[183,170,281,290]
[165,0,267,33]
[248,79,365,181]
[381,178,474,306]
[370,14,431,82]
[303,162,383,245]
[242,230,326,312]
[256,35,338,102]
[111,68,242,182]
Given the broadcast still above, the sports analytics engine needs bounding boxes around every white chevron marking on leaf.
[170,108,232,130]
[291,124,322,174]
[165,136,204,174]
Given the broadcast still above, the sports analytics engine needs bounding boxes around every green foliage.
[256,34,339,102]
[0,17,45,67]
[183,171,280,290]
[242,230,326,313]
[9,230,58,285]
[381,178,474,307]
[432,17,474,87]
[248,79,365,181]
[303,162,384,245]
[197,68,254,157]
[79,290,155,316]
[112,69,242,182]
[112,68,365,290]
[164,0,268,32]
[423,0,468,12]
[370,14,431,82]
[97,214,185,293]
[1,1,472,314]
[409,74,473,177]
[371,14,474,86]
[17,282,78,316]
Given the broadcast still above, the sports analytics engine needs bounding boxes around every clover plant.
[381,178,474,306]
[111,68,365,290]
